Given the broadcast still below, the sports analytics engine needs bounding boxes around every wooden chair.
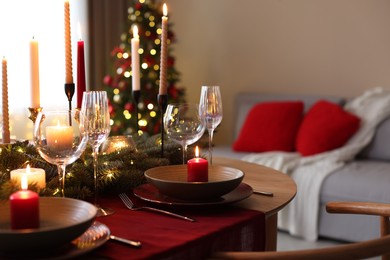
[211,201,390,260]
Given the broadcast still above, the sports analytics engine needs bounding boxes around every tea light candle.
[187,146,208,182]
[9,174,40,229]
[10,164,46,189]
[46,122,73,152]
[101,136,137,154]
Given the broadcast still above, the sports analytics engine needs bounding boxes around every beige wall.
[168,0,390,144]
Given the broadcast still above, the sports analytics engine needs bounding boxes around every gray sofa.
[214,92,390,242]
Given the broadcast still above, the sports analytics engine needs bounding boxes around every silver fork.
[118,193,196,222]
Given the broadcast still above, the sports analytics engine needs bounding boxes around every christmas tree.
[103,0,186,136]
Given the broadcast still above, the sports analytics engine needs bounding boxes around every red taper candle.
[77,39,86,108]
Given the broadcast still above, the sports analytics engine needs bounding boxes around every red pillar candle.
[9,174,40,229]
[77,39,86,108]
[187,146,208,182]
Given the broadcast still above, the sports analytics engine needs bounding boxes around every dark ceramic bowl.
[145,165,244,201]
[0,197,97,252]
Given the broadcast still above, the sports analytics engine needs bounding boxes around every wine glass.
[80,91,113,217]
[199,86,223,165]
[33,110,88,197]
[164,103,205,164]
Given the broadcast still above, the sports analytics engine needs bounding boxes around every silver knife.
[253,190,274,197]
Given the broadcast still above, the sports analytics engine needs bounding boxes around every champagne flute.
[80,91,113,217]
[33,110,88,197]
[164,103,205,164]
[199,86,223,165]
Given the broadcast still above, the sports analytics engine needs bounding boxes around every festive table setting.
[0,1,296,259]
[0,143,295,259]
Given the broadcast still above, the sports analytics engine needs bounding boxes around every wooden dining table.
[84,157,296,259]
[213,157,297,251]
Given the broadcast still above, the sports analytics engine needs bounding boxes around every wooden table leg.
[265,213,277,251]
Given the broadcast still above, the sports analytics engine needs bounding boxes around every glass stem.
[208,128,214,165]
[183,144,188,164]
[93,145,100,207]
[57,164,66,197]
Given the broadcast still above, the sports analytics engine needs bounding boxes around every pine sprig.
[0,136,187,200]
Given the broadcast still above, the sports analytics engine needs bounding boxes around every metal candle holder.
[158,94,168,158]
[64,83,75,125]
[132,90,140,133]
[28,107,43,123]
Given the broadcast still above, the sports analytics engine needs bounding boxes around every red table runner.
[92,194,265,259]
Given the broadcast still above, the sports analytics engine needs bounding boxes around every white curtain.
[0,0,87,140]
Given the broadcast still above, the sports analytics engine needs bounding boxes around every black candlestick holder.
[132,90,141,133]
[65,83,75,125]
[158,94,168,157]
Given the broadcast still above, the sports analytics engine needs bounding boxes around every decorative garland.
[0,135,196,200]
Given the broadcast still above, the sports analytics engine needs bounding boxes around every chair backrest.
[211,201,390,260]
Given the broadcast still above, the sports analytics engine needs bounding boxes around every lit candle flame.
[21,174,28,190]
[133,25,139,39]
[163,3,168,16]
[195,146,200,158]
[26,164,31,174]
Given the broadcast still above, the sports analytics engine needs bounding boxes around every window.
[0,0,87,140]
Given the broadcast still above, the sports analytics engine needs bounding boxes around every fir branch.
[0,135,185,200]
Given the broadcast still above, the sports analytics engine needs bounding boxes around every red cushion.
[296,100,360,156]
[233,101,304,152]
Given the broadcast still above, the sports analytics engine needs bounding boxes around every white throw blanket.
[242,87,390,241]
